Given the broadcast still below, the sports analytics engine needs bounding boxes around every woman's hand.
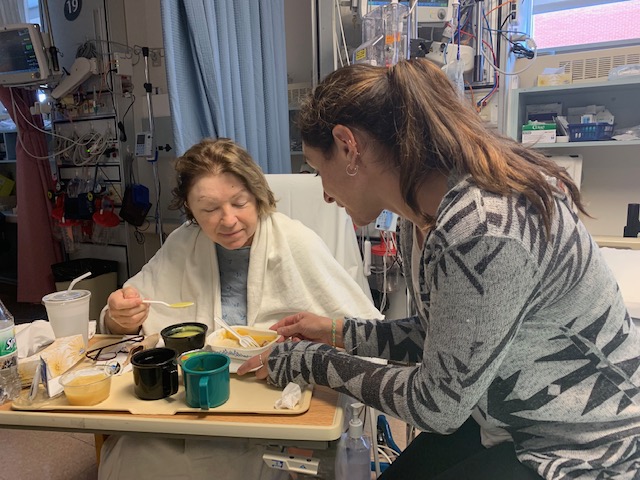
[105,287,149,334]
[236,347,274,379]
[270,312,342,348]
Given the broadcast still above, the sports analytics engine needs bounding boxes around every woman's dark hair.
[297,58,587,233]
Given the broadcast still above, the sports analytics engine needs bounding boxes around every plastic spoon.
[142,300,195,308]
[67,271,92,291]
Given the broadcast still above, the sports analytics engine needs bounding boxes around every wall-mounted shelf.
[508,77,640,145]
[509,77,640,237]
[530,139,640,150]
[594,236,640,250]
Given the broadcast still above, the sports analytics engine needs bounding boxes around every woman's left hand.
[236,347,274,379]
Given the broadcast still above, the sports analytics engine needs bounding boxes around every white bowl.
[207,326,278,372]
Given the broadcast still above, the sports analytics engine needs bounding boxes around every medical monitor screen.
[366,0,452,23]
[368,0,449,6]
[0,24,48,86]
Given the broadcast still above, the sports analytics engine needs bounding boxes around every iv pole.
[141,47,163,247]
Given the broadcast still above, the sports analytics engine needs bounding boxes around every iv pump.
[335,402,372,480]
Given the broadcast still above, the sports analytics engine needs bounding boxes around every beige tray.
[12,371,312,416]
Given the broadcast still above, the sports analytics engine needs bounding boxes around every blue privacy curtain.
[160,0,291,173]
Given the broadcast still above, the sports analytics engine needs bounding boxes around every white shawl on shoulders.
[100,212,382,335]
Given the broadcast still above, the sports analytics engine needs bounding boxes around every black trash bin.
[51,259,119,321]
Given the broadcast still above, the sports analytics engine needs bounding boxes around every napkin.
[274,382,302,409]
[16,320,55,359]
[17,334,85,389]
[16,320,98,359]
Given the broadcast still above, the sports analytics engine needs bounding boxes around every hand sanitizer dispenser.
[335,402,372,480]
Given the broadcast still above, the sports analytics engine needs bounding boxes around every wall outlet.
[151,51,162,68]
[113,52,133,77]
[508,1,518,24]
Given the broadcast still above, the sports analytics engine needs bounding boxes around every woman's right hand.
[271,312,343,348]
[105,286,149,334]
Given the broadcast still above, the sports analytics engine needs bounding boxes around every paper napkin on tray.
[17,334,85,389]
[16,320,55,359]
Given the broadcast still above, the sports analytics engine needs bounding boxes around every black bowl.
[160,322,208,356]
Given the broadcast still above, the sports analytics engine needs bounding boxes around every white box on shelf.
[522,123,556,144]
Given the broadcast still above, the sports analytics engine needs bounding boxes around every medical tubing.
[473,0,485,82]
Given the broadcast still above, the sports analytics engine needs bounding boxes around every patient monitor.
[359,0,453,24]
[0,23,51,86]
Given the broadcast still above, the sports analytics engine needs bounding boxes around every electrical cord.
[9,88,90,160]
[71,128,113,166]
[76,40,98,59]
[117,88,132,115]
[483,26,538,75]
[376,448,393,465]
[117,94,135,142]
[84,38,135,60]
[511,42,535,59]
[377,416,402,454]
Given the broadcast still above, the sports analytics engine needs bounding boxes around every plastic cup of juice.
[59,365,113,406]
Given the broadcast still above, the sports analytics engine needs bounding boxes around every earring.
[346,164,359,177]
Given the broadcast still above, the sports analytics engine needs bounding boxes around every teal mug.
[181,352,230,410]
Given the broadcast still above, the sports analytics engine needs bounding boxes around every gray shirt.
[217,245,250,326]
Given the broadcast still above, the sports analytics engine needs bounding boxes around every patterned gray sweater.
[268,176,640,479]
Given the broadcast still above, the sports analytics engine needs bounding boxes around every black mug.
[131,347,179,400]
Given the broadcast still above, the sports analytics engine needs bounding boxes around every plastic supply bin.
[567,123,614,142]
[51,259,119,321]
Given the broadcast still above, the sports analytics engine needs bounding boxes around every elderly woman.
[100,137,379,335]
[98,138,381,480]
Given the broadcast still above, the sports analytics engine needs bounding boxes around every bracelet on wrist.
[331,318,337,348]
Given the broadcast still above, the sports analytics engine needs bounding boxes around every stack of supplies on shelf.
[564,105,615,142]
[522,121,557,144]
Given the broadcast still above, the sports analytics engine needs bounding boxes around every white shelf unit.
[508,77,640,237]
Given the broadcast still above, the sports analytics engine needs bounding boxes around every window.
[532,0,640,51]
[26,0,40,25]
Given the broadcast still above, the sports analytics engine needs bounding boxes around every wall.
[284,0,314,84]
[121,0,177,261]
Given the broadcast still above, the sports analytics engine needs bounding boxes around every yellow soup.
[64,373,111,406]
[168,330,199,338]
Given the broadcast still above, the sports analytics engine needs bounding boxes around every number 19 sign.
[64,0,82,22]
